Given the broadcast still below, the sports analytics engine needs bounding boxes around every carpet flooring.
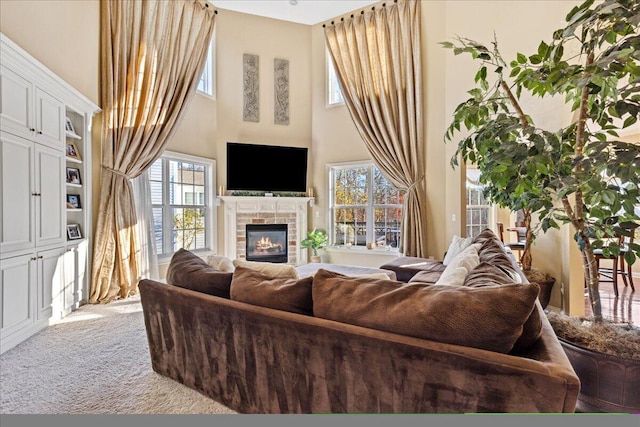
[0,295,236,414]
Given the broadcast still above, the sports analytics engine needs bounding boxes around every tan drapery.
[324,0,426,257]
[90,0,216,303]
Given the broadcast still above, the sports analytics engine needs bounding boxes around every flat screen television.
[226,142,308,193]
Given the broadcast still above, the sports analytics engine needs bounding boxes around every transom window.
[327,50,344,106]
[196,31,215,98]
[150,151,216,257]
[329,162,403,249]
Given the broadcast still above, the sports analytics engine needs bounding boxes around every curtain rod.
[322,0,397,28]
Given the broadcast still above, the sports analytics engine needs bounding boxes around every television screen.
[226,142,308,192]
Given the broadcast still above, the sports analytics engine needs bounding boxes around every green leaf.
[529,54,542,64]
[517,53,527,64]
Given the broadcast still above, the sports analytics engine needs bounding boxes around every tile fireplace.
[219,196,314,265]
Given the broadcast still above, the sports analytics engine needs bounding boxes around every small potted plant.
[301,228,328,263]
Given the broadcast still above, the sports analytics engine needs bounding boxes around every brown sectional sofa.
[139,229,580,413]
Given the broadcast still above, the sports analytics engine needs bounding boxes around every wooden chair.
[594,231,636,297]
[497,222,525,261]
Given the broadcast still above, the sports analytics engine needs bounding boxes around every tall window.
[150,151,216,257]
[466,169,491,238]
[329,162,403,249]
[197,32,215,98]
[327,50,344,106]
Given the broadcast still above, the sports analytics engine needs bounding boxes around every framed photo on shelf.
[66,141,81,161]
[65,116,76,134]
[66,167,81,185]
[67,224,82,240]
[66,194,81,209]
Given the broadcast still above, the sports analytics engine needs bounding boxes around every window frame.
[152,150,217,261]
[327,160,403,251]
[326,49,345,107]
[196,30,215,99]
[465,168,496,238]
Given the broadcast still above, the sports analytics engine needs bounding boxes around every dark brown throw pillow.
[464,262,543,353]
[312,269,540,354]
[165,248,233,298]
[463,262,514,287]
[230,266,313,315]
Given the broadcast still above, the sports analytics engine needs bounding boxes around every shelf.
[66,208,82,212]
[65,130,81,140]
[66,156,82,164]
[66,183,82,188]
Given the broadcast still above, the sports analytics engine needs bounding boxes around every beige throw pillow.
[435,244,480,286]
[232,259,299,279]
[206,254,235,272]
[443,235,473,265]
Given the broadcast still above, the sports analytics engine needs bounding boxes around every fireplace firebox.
[246,224,288,263]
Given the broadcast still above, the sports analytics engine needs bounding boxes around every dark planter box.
[559,338,640,413]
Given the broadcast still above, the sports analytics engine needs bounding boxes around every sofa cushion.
[296,263,397,280]
[442,235,473,266]
[477,238,520,278]
[464,262,543,353]
[312,269,541,354]
[232,259,298,279]
[165,249,233,298]
[463,262,514,287]
[230,266,313,315]
[379,257,446,282]
[407,270,442,284]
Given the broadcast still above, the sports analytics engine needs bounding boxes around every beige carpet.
[0,295,236,414]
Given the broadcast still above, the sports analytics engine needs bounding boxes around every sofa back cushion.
[464,262,543,353]
[166,249,233,298]
[312,269,540,354]
[230,266,313,315]
[232,259,299,279]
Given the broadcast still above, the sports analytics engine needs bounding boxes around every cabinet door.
[34,88,64,149]
[62,247,76,316]
[0,253,36,342]
[73,239,88,306]
[0,132,35,253]
[37,247,64,321]
[0,65,34,140]
[35,144,65,247]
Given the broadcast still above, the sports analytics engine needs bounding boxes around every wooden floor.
[584,275,639,324]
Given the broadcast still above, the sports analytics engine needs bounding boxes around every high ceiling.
[209,1,379,25]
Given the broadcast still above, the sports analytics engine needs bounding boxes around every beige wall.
[0,0,100,105]
[3,1,634,293]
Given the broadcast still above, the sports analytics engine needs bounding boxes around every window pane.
[374,208,402,249]
[149,159,163,181]
[153,208,163,255]
[170,183,182,205]
[333,207,367,246]
[150,180,163,205]
[172,207,206,252]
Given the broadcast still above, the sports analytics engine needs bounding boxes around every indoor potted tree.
[301,228,329,263]
[443,0,640,412]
